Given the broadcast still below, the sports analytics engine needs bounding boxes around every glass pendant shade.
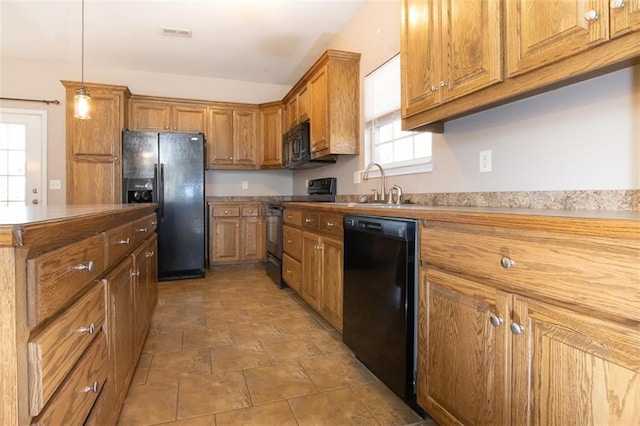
[74,87,91,119]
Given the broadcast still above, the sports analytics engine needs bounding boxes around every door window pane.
[0,123,27,205]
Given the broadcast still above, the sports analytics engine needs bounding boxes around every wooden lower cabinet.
[300,226,343,331]
[209,203,264,266]
[418,219,640,425]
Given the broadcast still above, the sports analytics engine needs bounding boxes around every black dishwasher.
[343,215,420,413]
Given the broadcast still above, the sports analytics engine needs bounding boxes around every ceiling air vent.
[160,27,192,38]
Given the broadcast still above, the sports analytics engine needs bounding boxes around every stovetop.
[307,177,336,202]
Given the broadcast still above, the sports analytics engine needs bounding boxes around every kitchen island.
[283,201,640,425]
[0,203,158,425]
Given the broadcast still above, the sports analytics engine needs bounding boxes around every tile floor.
[117,268,438,426]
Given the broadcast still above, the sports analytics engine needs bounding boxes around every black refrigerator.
[122,130,206,281]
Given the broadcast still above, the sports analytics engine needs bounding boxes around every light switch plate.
[49,179,61,190]
[353,171,361,184]
[241,181,248,189]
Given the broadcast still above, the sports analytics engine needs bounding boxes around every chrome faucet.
[392,184,403,204]
[363,162,386,202]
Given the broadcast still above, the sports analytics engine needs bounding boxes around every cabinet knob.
[136,227,148,233]
[224,210,229,214]
[287,239,293,244]
[585,9,599,21]
[146,250,154,258]
[326,222,334,228]
[610,0,625,8]
[248,210,253,214]
[74,260,95,272]
[151,220,158,226]
[132,270,140,277]
[286,269,292,274]
[305,218,313,223]
[77,323,95,335]
[489,314,503,327]
[510,322,525,335]
[431,86,439,92]
[439,81,448,87]
[116,238,131,245]
[83,381,99,393]
[500,256,515,269]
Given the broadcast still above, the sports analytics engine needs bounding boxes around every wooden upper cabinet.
[300,50,359,159]
[259,102,284,168]
[283,85,308,131]
[206,106,259,169]
[610,0,640,38]
[506,0,609,77]
[401,0,502,117]
[129,97,206,133]
[62,81,130,204]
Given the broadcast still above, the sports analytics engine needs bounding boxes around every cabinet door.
[301,232,321,308]
[319,236,343,332]
[241,217,264,261]
[211,218,240,263]
[105,256,135,406]
[511,296,640,425]
[260,104,283,168]
[506,0,609,77]
[132,243,149,357]
[172,105,207,133]
[417,268,510,425]
[285,95,298,130]
[233,109,259,167]
[441,0,502,101]
[297,86,309,122]
[611,0,640,38]
[401,0,441,115]
[308,67,329,155]
[146,234,158,318]
[207,108,234,167]
[129,101,170,131]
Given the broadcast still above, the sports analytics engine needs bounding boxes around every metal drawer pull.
[500,256,515,269]
[224,210,230,214]
[511,322,525,335]
[326,222,334,227]
[74,260,94,272]
[116,238,131,245]
[489,314,503,327]
[83,381,99,393]
[287,240,293,244]
[287,215,293,219]
[146,250,154,258]
[135,227,148,232]
[77,323,95,335]
[248,210,253,214]
[305,218,313,223]
[132,270,140,277]
[151,221,158,226]
[286,269,292,274]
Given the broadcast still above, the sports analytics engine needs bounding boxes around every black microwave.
[283,120,336,169]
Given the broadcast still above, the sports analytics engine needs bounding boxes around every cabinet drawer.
[28,282,106,416]
[302,211,320,232]
[27,233,105,327]
[33,333,108,426]
[283,209,302,227]
[213,206,240,217]
[105,222,134,270]
[282,253,301,292]
[283,226,302,260]
[421,222,640,323]
[242,205,261,217]
[132,214,157,246]
[320,213,343,237]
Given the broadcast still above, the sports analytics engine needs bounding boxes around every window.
[0,123,26,206]
[364,54,432,176]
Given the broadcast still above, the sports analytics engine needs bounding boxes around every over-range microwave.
[282,120,336,169]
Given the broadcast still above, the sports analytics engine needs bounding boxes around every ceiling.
[0,0,366,86]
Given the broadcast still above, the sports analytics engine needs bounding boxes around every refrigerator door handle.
[158,163,165,222]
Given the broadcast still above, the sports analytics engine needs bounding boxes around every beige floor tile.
[182,325,234,350]
[244,361,318,405]
[143,330,183,354]
[215,400,297,426]
[230,321,283,343]
[274,316,325,336]
[300,352,376,391]
[308,330,351,355]
[158,414,216,425]
[130,364,150,386]
[246,305,293,322]
[288,388,379,426]
[206,309,250,326]
[117,379,178,425]
[286,303,314,318]
[151,309,207,334]
[221,296,265,310]
[352,382,423,425]
[177,371,251,419]
[262,336,323,363]
[258,293,298,307]
[210,341,271,372]
[146,348,211,383]
[137,353,152,369]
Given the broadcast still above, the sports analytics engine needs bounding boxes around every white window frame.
[363,54,433,178]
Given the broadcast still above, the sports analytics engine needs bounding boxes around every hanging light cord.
[81,0,85,85]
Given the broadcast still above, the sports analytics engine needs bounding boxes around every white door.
[0,109,47,206]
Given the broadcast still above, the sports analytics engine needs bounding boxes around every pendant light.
[73,0,91,119]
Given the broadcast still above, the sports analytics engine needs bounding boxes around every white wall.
[206,169,292,197]
[292,0,640,196]
[0,57,293,204]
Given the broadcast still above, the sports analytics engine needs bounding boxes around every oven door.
[265,205,284,287]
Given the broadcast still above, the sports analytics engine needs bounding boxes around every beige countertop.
[283,202,640,239]
[0,204,157,250]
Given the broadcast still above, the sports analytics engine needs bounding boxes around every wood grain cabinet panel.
[207,107,259,169]
[129,98,206,133]
[610,0,640,38]
[31,333,108,426]
[259,102,284,168]
[283,225,302,260]
[27,233,105,327]
[209,203,264,265]
[283,209,302,227]
[28,283,105,416]
[105,222,134,270]
[282,253,301,292]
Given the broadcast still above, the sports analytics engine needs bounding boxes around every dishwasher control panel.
[343,215,416,241]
